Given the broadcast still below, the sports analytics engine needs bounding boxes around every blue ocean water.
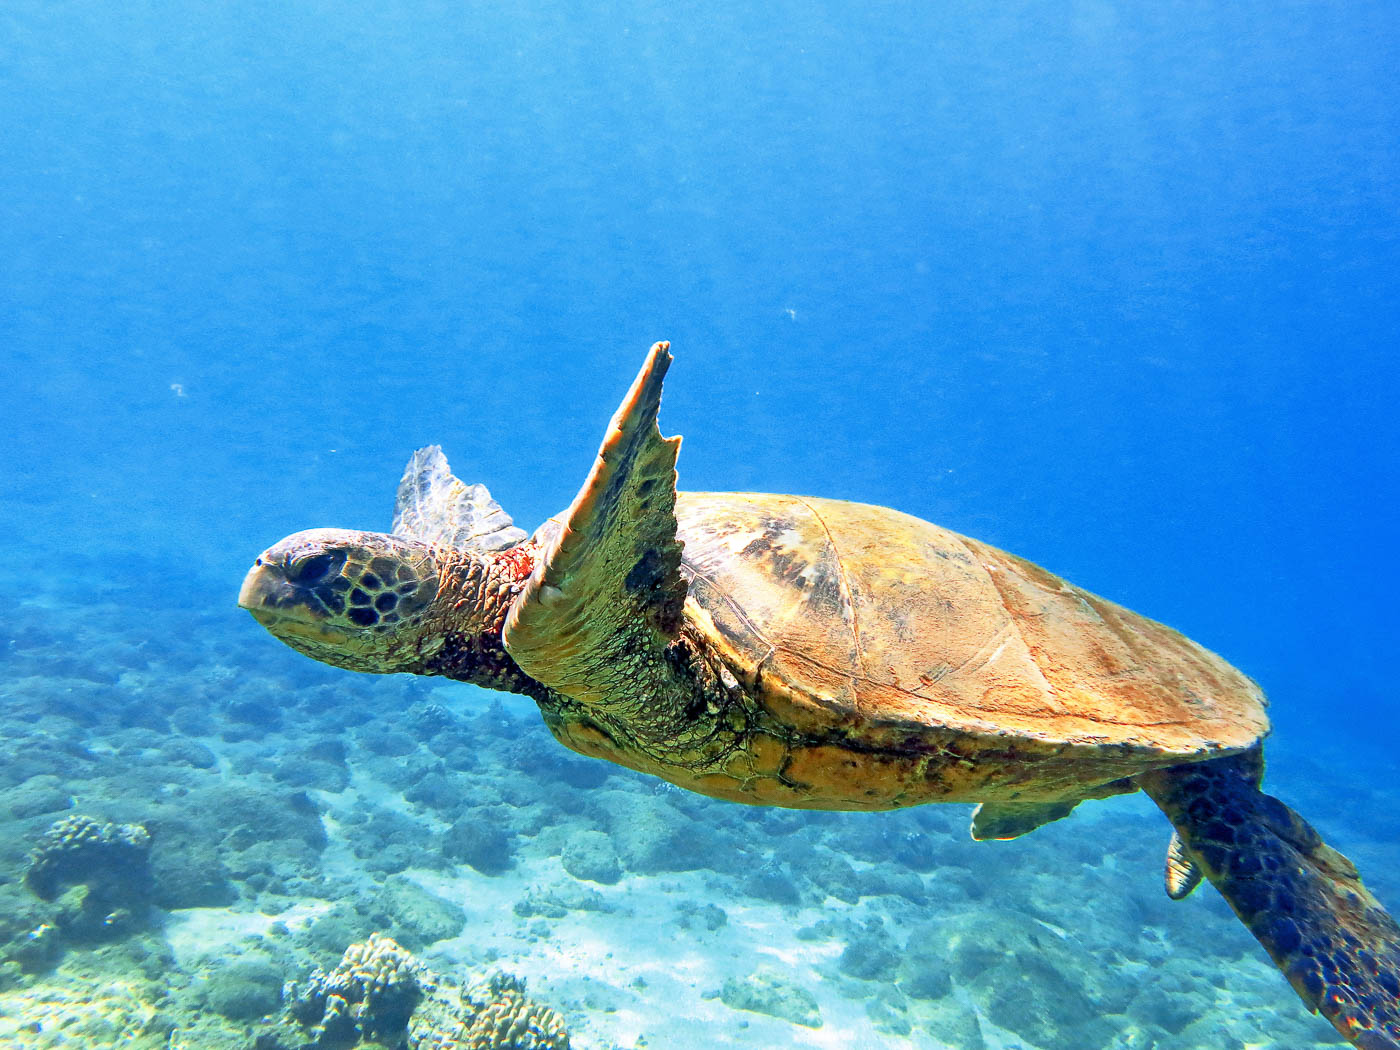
[2,2,1397,1048]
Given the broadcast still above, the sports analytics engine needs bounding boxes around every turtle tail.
[1138,752,1400,1050]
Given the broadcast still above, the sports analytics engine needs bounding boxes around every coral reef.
[287,933,424,1044]
[24,815,152,902]
[0,571,1381,1050]
[13,814,156,951]
[412,972,570,1050]
[281,934,570,1050]
[0,974,174,1049]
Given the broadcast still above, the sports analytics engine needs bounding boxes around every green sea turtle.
[240,342,1400,1047]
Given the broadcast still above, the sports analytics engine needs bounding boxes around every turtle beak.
[238,559,316,625]
[240,560,356,653]
[238,561,283,623]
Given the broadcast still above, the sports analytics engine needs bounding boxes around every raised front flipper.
[503,342,691,738]
[1140,755,1400,1049]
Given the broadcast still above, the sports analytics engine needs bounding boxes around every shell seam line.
[770,648,1194,730]
[793,495,866,704]
[951,533,1064,713]
[679,559,776,668]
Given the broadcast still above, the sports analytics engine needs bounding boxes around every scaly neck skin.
[406,543,549,700]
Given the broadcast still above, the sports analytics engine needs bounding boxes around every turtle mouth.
[240,559,403,671]
[238,564,329,629]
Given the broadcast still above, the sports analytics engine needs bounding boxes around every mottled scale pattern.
[1141,755,1400,1049]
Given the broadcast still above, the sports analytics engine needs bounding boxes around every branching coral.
[410,971,569,1050]
[287,932,423,1044]
[457,972,569,1050]
[24,815,153,901]
[282,933,570,1050]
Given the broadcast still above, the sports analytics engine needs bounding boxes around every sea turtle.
[240,342,1400,1048]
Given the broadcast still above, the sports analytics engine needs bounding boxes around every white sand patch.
[402,859,933,1050]
[165,900,331,970]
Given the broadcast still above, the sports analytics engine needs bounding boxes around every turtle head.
[238,529,442,673]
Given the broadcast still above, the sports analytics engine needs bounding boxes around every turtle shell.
[675,492,1268,803]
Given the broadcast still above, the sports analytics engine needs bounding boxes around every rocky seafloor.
[0,558,1394,1049]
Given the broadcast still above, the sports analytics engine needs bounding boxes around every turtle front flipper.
[503,342,691,735]
[970,800,1081,840]
[1139,754,1400,1049]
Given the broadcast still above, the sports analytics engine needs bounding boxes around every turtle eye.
[286,551,344,586]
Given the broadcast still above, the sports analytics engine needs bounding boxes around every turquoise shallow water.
[2,1,1397,1047]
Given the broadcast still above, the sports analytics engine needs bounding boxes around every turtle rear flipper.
[1163,832,1204,900]
[1140,755,1400,1049]
[504,342,689,726]
[392,445,527,552]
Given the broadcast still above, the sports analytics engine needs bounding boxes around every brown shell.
[676,492,1268,763]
